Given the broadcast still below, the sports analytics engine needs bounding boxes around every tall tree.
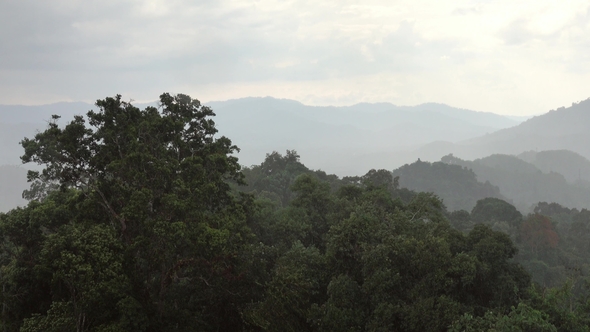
[10,93,257,331]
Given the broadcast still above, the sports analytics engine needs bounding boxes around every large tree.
[4,93,258,331]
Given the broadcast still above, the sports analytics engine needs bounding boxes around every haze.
[2,0,590,115]
[6,2,590,330]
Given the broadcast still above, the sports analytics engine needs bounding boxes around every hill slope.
[441,153,590,212]
[518,150,590,184]
[443,99,590,161]
[392,159,504,211]
[207,97,522,174]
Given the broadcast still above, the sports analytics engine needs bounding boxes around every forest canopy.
[1,94,590,331]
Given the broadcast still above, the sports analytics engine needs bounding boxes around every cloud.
[500,19,535,45]
[452,5,482,16]
[0,1,457,83]
[0,0,590,115]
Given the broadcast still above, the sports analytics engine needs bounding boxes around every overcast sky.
[1,0,589,115]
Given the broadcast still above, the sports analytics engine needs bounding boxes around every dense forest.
[392,160,504,211]
[2,94,590,331]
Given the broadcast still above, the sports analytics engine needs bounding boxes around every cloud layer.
[1,0,589,114]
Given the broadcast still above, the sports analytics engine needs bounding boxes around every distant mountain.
[441,153,590,212]
[207,97,523,174]
[409,102,523,129]
[517,150,590,184]
[428,99,590,162]
[0,102,94,124]
[0,97,527,175]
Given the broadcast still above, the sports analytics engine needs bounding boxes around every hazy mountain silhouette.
[437,98,590,162]
[207,97,524,174]
[365,98,590,173]
[441,153,590,212]
[518,150,590,184]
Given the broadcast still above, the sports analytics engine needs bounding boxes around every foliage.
[1,95,590,331]
[393,159,504,211]
[2,93,257,331]
[240,150,312,206]
[520,214,560,255]
[471,197,523,226]
[449,303,557,332]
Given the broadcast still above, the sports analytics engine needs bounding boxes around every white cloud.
[0,0,589,115]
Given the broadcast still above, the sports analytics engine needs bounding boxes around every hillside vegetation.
[2,94,590,331]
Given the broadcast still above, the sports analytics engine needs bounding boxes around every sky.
[1,0,589,115]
